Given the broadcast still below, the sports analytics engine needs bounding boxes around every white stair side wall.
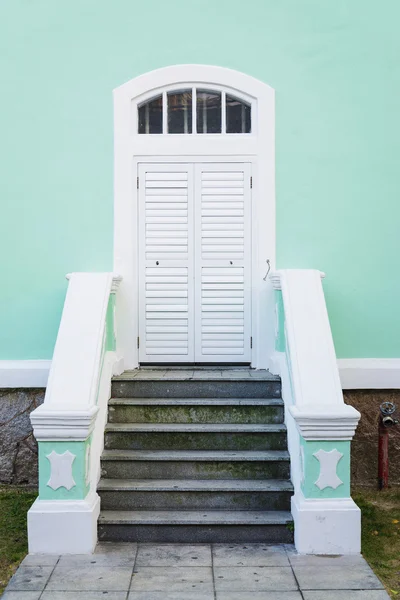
[28,272,122,554]
[270,269,361,554]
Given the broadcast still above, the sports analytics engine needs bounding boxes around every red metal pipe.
[378,420,389,490]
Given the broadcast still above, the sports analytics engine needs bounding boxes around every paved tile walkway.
[2,543,390,599]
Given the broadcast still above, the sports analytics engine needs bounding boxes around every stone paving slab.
[41,593,127,599]
[128,593,214,600]
[94,542,138,556]
[212,543,289,566]
[19,555,60,568]
[302,592,392,600]
[214,565,298,592]
[45,564,133,592]
[6,567,53,592]
[1,543,391,599]
[293,564,384,590]
[287,553,368,566]
[135,543,212,566]
[57,551,135,567]
[130,566,213,593]
[216,593,303,600]
[1,593,42,600]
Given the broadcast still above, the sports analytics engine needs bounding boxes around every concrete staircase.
[98,368,294,543]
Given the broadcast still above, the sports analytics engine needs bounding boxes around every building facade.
[1,0,399,554]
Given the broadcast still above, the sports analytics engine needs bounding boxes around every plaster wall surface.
[1,0,399,360]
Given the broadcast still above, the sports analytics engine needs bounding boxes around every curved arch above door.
[113,65,275,369]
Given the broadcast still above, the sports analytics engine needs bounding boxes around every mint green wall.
[106,295,116,353]
[1,0,399,359]
[275,291,285,353]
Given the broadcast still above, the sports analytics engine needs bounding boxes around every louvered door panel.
[195,164,251,362]
[139,164,194,362]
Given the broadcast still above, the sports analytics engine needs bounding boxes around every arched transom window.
[138,88,251,135]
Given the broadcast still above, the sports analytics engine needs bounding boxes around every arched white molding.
[113,65,275,370]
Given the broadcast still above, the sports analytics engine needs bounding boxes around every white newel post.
[28,272,122,554]
[270,269,361,554]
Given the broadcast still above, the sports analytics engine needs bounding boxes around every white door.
[138,162,251,363]
[194,163,251,362]
[138,163,194,363]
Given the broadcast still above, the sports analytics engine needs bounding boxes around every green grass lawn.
[353,487,400,598]
[0,486,37,595]
[0,485,399,596]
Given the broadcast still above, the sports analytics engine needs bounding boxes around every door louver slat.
[139,165,194,361]
[195,165,251,362]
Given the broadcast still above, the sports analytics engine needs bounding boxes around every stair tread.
[98,478,293,492]
[109,397,283,406]
[113,369,280,382]
[105,423,286,432]
[99,509,292,525]
[101,449,290,462]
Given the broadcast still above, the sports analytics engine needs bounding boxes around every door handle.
[263,259,271,281]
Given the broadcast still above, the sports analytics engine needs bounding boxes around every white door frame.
[113,65,275,370]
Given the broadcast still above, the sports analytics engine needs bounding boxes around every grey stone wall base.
[0,388,44,485]
[344,390,400,487]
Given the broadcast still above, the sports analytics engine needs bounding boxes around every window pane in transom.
[138,95,163,134]
[226,95,251,133]
[197,90,221,134]
[168,90,193,134]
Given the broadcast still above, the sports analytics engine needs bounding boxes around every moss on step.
[108,405,284,425]
[101,458,290,481]
[105,430,287,452]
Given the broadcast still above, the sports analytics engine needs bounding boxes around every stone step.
[98,509,294,543]
[104,423,287,451]
[111,376,281,400]
[108,397,284,424]
[97,478,293,511]
[100,449,291,480]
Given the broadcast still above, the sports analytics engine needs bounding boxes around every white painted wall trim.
[0,360,51,388]
[3,357,399,390]
[290,405,360,440]
[113,64,275,370]
[338,358,400,389]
